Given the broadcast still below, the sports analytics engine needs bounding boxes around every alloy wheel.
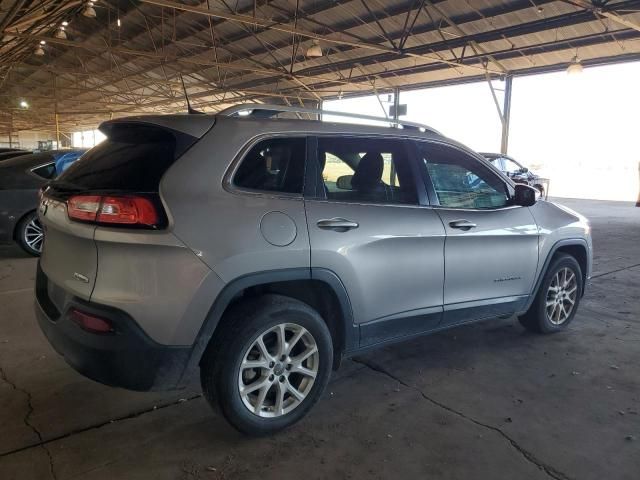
[545,267,578,325]
[24,216,44,253]
[238,323,319,418]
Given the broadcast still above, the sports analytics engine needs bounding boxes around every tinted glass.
[317,137,418,205]
[418,143,509,209]
[31,163,56,179]
[234,138,306,194]
[57,125,182,192]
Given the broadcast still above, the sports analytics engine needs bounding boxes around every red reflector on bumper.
[70,309,114,334]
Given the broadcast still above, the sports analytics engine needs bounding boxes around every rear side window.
[31,162,56,179]
[234,138,306,194]
[316,136,419,205]
[57,124,192,192]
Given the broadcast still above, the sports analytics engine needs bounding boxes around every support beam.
[138,0,501,74]
[392,87,400,125]
[564,0,640,32]
[501,76,513,154]
[301,28,640,93]
[424,0,508,73]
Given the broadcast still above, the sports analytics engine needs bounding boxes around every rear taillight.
[67,195,160,227]
[68,195,102,221]
[70,309,114,334]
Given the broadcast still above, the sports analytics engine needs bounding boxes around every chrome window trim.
[306,198,433,210]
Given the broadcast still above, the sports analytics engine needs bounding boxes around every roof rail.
[217,103,441,135]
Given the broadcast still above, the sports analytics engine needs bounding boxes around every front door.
[304,135,446,347]
[416,141,539,326]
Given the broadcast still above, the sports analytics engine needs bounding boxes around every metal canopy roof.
[0,0,639,133]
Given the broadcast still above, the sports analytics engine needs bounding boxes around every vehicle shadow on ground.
[0,245,32,260]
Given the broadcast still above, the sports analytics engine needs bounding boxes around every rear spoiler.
[100,115,216,139]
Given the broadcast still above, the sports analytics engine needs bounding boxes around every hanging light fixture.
[306,40,323,58]
[54,26,67,39]
[34,40,45,56]
[567,55,583,75]
[82,2,97,18]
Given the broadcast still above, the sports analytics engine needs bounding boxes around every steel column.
[501,75,513,154]
[392,87,400,125]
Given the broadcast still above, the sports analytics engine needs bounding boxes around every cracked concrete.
[1,366,57,480]
[0,198,639,479]
[0,393,204,458]
[353,357,572,480]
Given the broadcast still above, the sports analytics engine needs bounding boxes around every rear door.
[304,135,446,347]
[416,141,539,326]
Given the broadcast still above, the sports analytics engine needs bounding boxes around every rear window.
[56,124,192,192]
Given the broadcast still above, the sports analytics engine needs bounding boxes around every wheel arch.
[522,238,589,314]
[179,268,356,384]
[12,208,37,241]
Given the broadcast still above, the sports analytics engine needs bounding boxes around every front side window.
[418,142,509,209]
[234,138,306,194]
[316,137,418,205]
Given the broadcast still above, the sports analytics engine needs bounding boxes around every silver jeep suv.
[35,104,592,435]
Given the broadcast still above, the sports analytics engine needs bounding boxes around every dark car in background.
[0,149,31,161]
[0,147,28,154]
[0,150,85,255]
[482,152,549,199]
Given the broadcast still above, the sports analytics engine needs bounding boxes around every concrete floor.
[1,198,639,480]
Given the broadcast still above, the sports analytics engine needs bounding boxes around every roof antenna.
[180,74,203,114]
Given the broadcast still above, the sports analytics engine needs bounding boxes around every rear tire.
[200,294,333,436]
[519,253,582,333]
[16,211,43,256]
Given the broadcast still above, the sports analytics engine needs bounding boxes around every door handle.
[449,219,477,231]
[317,218,359,232]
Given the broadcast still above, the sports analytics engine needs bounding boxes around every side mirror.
[336,175,353,190]
[519,167,529,173]
[513,184,538,207]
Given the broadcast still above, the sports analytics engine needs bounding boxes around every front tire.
[200,294,333,436]
[16,211,44,256]
[519,253,583,333]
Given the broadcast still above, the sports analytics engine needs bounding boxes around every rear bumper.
[35,264,191,391]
